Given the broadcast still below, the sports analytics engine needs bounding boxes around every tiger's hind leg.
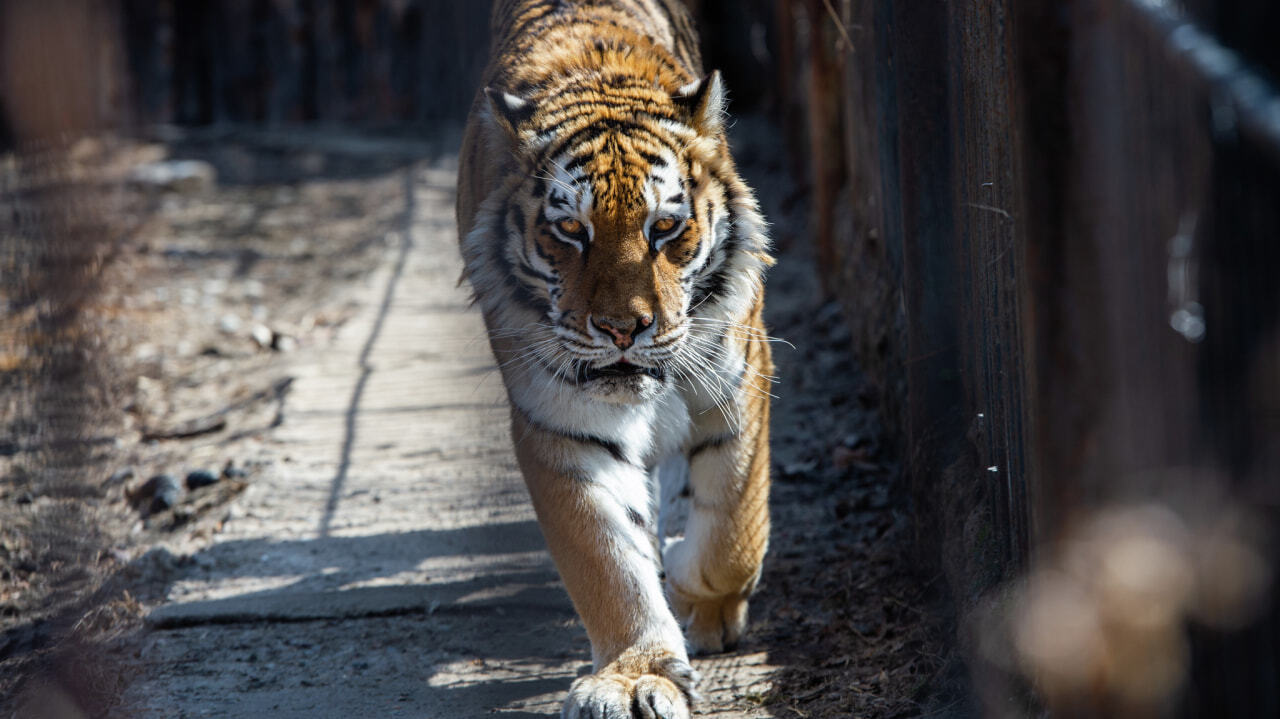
[663,311,773,654]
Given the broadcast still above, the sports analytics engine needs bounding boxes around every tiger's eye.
[653,217,677,233]
[556,218,584,235]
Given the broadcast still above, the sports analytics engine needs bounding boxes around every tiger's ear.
[673,70,726,136]
[485,87,536,136]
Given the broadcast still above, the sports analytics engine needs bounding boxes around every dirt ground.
[1,120,960,718]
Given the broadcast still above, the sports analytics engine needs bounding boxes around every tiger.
[456,1,774,716]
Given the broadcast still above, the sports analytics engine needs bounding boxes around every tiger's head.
[477,71,769,403]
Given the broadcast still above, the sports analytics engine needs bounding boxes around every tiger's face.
[514,144,714,401]
[489,77,736,403]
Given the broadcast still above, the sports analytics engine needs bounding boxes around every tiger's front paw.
[667,587,749,654]
[562,672,690,719]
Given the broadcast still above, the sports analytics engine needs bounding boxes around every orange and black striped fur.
[457,2,774,716]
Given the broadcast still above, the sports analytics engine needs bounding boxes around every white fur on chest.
[509,365,691,468]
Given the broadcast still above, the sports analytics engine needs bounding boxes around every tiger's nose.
[591,313,654,350]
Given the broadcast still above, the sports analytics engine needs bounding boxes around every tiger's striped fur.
[456,2,774,716]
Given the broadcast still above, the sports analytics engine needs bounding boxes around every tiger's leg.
[510,408,696,718]
[664,309,773,654]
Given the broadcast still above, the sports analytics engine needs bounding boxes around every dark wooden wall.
[112,0,775,129]
[803,0,1034,607]
[0,0,126,147]
[1069,4,1280,714]
[118,0,492,127]
[784,0,1280,714]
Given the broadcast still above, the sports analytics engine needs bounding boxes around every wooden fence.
[115,0,491,127]
[785,0,1280,714]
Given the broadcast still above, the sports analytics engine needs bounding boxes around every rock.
[106,467,136,487]
[139,546,179,573]
[270,332,297,352]
[138,474,181,513]
[840,433,865,448]
[68,136,104,162]
[152,489,179,514]
[218,314,242,334]
[185,469,220,490]
[128,159,217,193]
[222,461,248,479]
[251,323,274,348]
[781,459,818,479]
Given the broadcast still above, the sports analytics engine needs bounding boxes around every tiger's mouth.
[577,360,665,383]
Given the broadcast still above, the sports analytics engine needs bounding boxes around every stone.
[139,474,181,513]
[128,159,217,193]
[185,469,221,490]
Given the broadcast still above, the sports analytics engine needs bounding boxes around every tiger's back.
[456,3,774,717]
[459,0,701,232]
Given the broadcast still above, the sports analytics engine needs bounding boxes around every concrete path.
[116,158,774,718]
